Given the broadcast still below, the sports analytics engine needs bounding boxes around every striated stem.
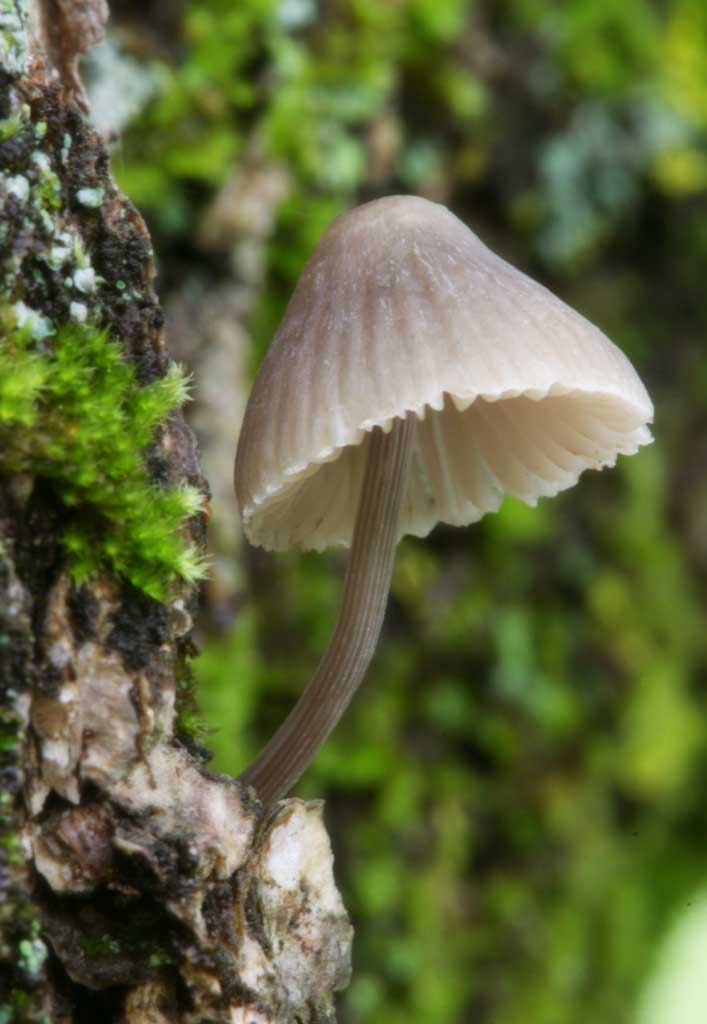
[239,416,415,804]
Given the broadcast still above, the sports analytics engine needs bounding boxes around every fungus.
[235,195,653,804]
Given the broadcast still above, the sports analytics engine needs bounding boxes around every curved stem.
[239,416,415,805]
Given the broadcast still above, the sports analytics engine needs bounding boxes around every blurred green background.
[95,1,707,1020]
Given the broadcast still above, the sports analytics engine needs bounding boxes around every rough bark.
[0,3,352,1021]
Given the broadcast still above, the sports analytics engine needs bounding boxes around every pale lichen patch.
[75,185,104,207]
[6,173,30,202]
[0,0,29,76]
[12,300,53,339]
[71,265,98,293]
[235,930,275,996]
[111,745,254,881]
[69,301,87,322]
[248,800,353,1016]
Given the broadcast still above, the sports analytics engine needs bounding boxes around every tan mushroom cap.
[235,195,653,551]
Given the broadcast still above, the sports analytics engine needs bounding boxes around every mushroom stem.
[239,415,415,804]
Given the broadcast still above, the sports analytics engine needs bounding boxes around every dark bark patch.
[35,802,114,891]
[42,896,175,990]
[67,584,99,645]
[201,880,237,944]
[107,583,169,673]
[12,480,67,646]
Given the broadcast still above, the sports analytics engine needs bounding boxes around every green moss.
[30,152,61,212]
[0,316,207,600]
[0,703,22,757]
[81,924,175,975]
[174,661,214,759]
[82,933,122,959]
[0,334,46,424]
[0,112,22,142]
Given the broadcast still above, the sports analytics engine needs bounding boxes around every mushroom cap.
[235,195,653,551]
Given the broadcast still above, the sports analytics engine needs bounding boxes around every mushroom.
[235,194,653,804]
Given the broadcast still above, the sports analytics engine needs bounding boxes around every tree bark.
[0,3,352,1021]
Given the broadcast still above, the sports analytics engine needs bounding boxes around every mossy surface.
[0,48,207,602]
[0,317,206,600]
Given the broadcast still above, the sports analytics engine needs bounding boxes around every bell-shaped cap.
[235,195,653,551]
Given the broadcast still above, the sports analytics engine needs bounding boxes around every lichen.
[0,0,28,76]
[75,186,104,207]
[0,316,208,599]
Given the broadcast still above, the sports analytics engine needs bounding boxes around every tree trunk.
[0,3,352,1021]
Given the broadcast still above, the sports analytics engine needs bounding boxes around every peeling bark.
[0,4,352,1021]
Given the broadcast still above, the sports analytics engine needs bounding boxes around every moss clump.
[0,317,207,600]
